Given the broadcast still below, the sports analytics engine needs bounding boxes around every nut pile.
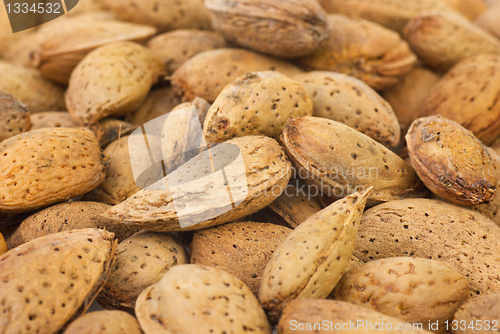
[1,0,500,333]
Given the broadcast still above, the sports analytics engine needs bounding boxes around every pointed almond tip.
[350,186,373,206]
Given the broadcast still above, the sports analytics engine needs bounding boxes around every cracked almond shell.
[97,231,188,313]
[0,128,105,213]
[296,15,417,91]
[294,71,400,147]
[281,116,427,205]
[259,188,371,323]
[102,135,292,232]
[0,229,117,334]
[407,115,497,206]
[333,257,469,333]
[203,71,313,144]
[418,54,500,146]
[66,41,166,126]
[205,0,329,58]
[136,264,271,334]
[354,198,500,296]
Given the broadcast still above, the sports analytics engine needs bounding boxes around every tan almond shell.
[101,0,212,33]
[0,92,31,143]
[7,201,139,249]
[63,310,142,334]
[0,61,66,113]
[30,112,78,130]
[205,0,329,58]
[259,188,371,323]
[125,87,182,126]
[354,198,500,296]
[381,66,441,137]
[82,135,142,205]
[475,3,500,39]
[294,71,400,147]
[319,0,458,33]
[281,116,427,205]
[406,116,497,206]
[147,29,229,75]
[442,0,487,20]
[268,185,323,228]
[135,264,272,334]
[472,148,500,225]
[454,293,500,334]
[403,11,500,72]
[296,15,417,91]
[418,54,500,145]
[102,135,292,232]
[160,98,211,175]
[333,257,469,333]
[0,128,105,213]
[66,41,166,126]
[278,299,433,334]
[97,231,188,313]
[203,71,314,144]
[190,222,292,295]
[170,48,304,103]
[34,20,157,85]
[0,229,117,334]
[0,232,6,256]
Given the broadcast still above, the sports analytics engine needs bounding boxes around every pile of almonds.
[1,0,500,333]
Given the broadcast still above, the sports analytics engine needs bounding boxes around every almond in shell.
[259,188,371,322]
[30,112,78,130]
[296,15,417,91]
[135,264,272,334]
[453,293,500,334]
[97,231,188,313]
[205,0,329,58]
[294,71,401,147]
[63,310,142,334]
[125,86,182,126]
[406,115,497,206]
[0,229,117,334]
[203,71,313,144]
[475,3,500,39]
[0,92,30,143]
[66,41,166,126]
[0,128,105,213]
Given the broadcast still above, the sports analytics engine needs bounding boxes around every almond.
[0,92,30,143]
[454,293,500,334]
[63,310,142,334]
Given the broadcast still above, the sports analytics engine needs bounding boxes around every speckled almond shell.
[320,0,458,33]
[205,0,329,58]
[170,48,304,103]
[102,136,292,232]
[403,11,500,72]
[418,54,500,146]
[259,188,371,323]
[190,222,292,295]
[0,92,31,143]
[354,199,500,297]
[294,71,400,147]
[278,299,433,334]
[0,60,66,113]
[7,201,139,249]
[63,310,142,334]
[203,71,313,144]
[147,29,229,75]
[296,15,417,91]
[66,41,166,126]
[406,116,497,206]
[29,112,78,130]
[333,257,469,333]
[0,128,105,213]
[101,0,212,33]
[0,229,117,334]
[135,264,272,334]
[281,116,427,205]
[34,20,157,85]
[454,293,500,334]
[97,231,188,313]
